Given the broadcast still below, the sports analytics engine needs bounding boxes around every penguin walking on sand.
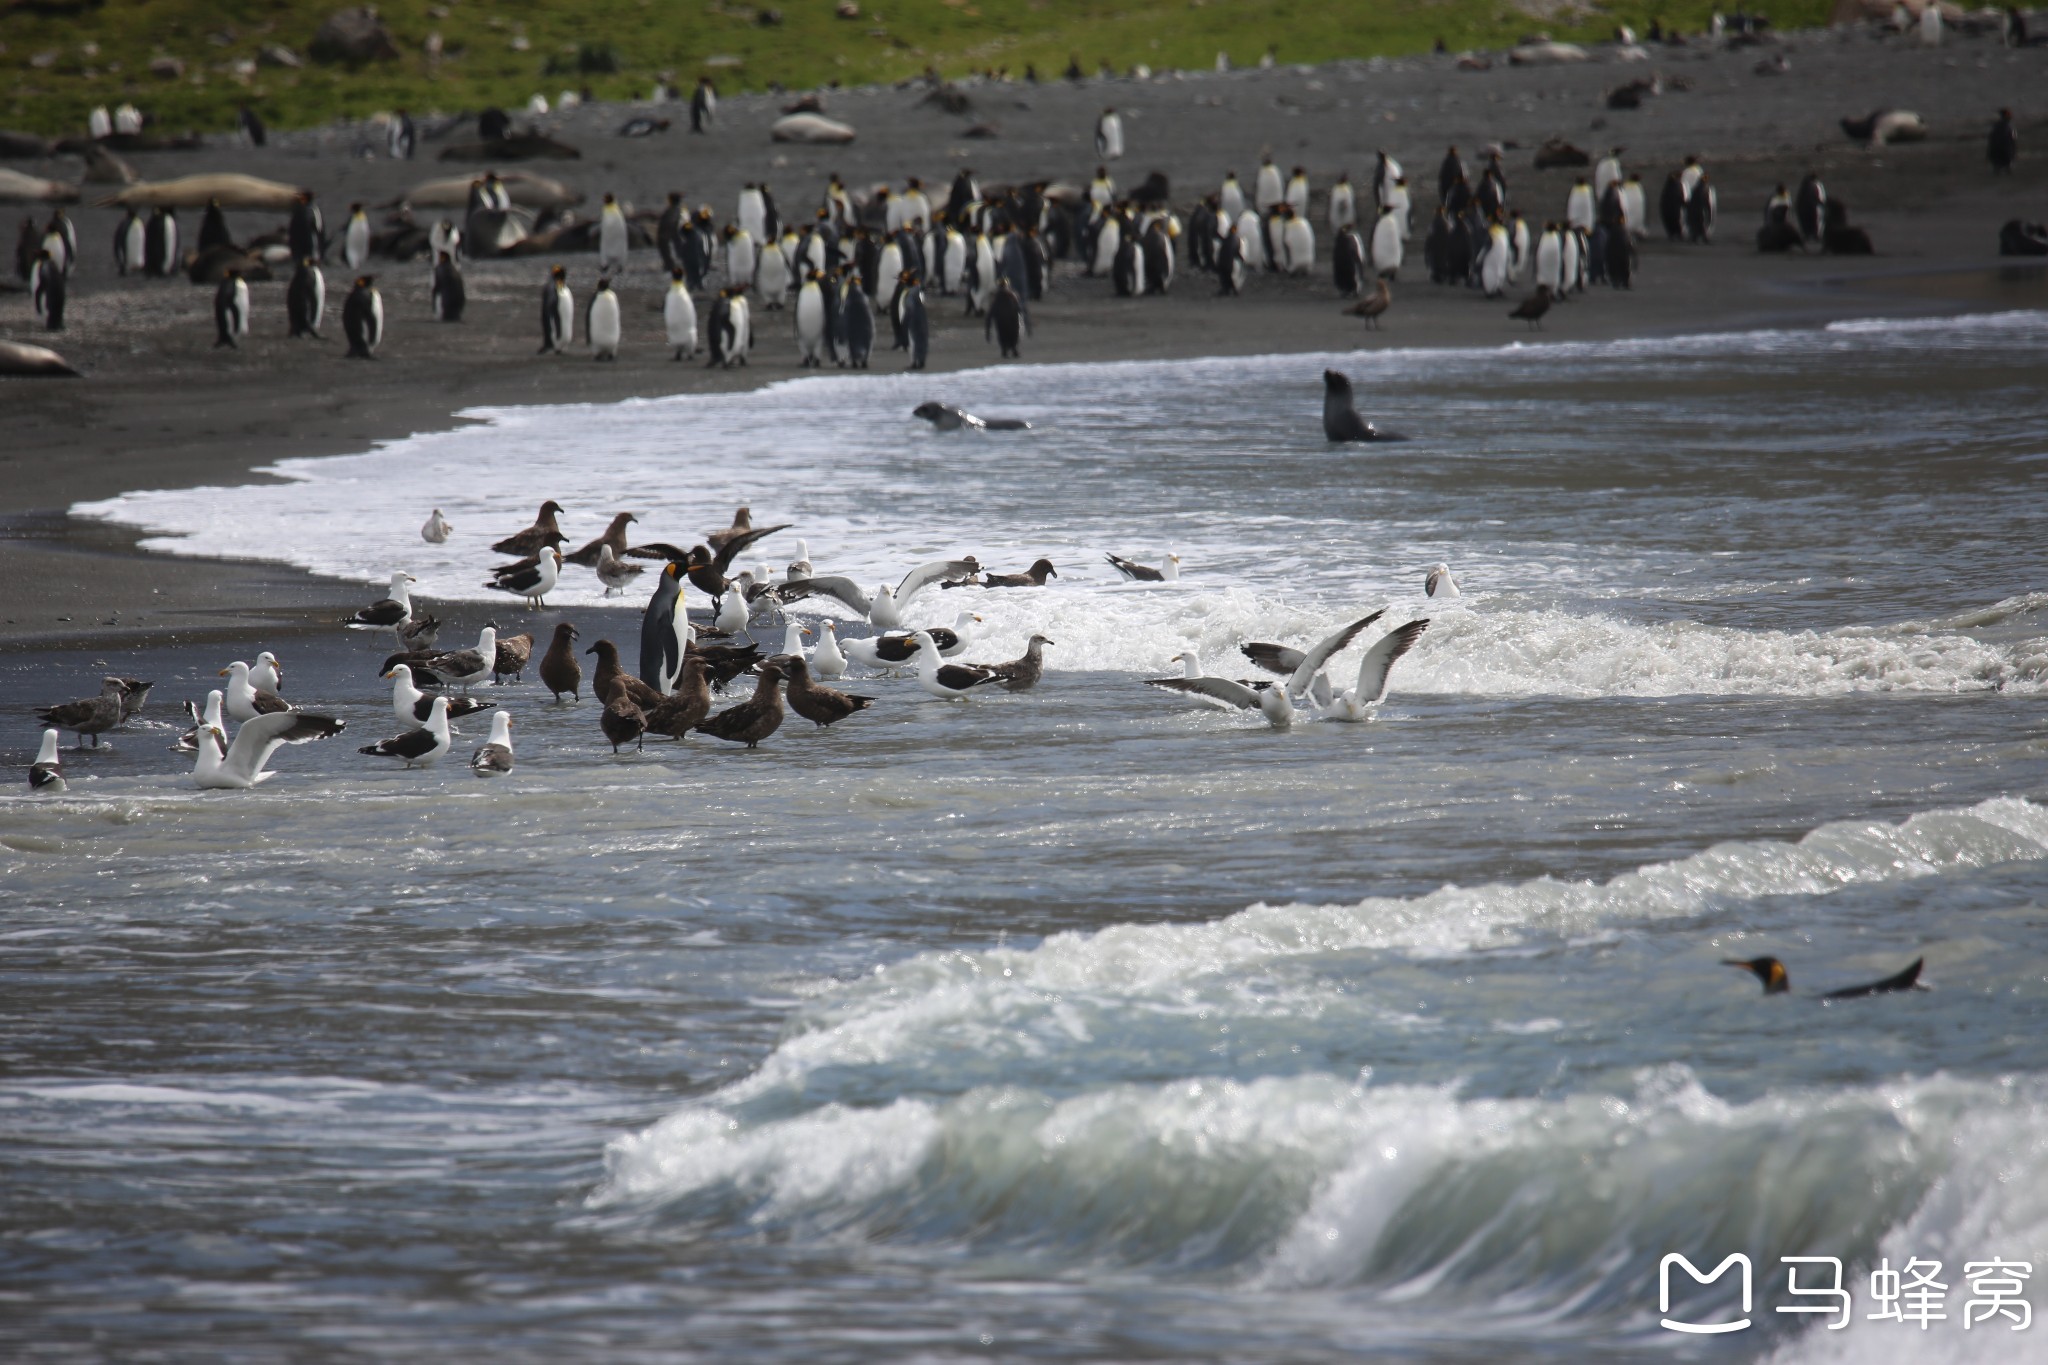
[796,270,827,366]
[539,265,574,354]
[1334,224,1366,297]
[288,256,325,338]
[114,208,144,276]
[1215,225,1248,296]
[706,287,737,367]
[898,272,929,370]
[986,278,1028,357]
[1254,155,1283,214]
[213,267,249,347]
[598,193,629,274]
[1479,222,1509,297]
[1659,172,1685,241]
[587,277,621,360]
[691,76,717,133]
[1329,173,1357,232]
[664,267,698,359]
[1095,106,1124,159]
[432,251,465,321]
[145,207,178,277]
[841,275,875,367]
[43,209,75,276]
[342,203,370,270]
[1565,177,1595,234]
[343,275,383,358]
[29,249,64,331]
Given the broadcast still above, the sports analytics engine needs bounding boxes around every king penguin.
[343,203,370,269]
[29,249,64,330]
[841,273,874,368]
[796,269,827,367]
[597,192,629,274]
[1254,155,1283,213]
[114,208,144,277]
[640,559,687,693]
[665,267,698,359]
[539,264,574,353]
[431,251,465,321]
[343,275,383,358]
[213,267,249,347]
[288,256,325,338]
[1370,204,1403,279]
[144,207,178,277]
[587,277,622,360]
[898,271,929,370]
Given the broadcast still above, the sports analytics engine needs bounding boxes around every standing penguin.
[1112,230,1144,297]
[1254,155,1283,213]
[1370,203,1404,280]
[144,207,178,277]
[656,191,686,271]
[343,275,383,358]
[1659,172,1685,241]
[1215,224,1248,295]
[1534,223,1563,294]
[1685,174,1716,244]
[1794,172,1827,242]
[1142,220,1175,294]
[598,192,628,273]
[795,270,827,366]
[1437,145,1466,201]
[289,191,325,264]
[1565,178,1595,233]
[1285,166,1311,213]
[197,199,232,255]
[539,264,574,353]
[1989,108,2018,173]
[342,203,370,269]
[29,249,64,330]
[1479,222,1509,297]
[1329,173,1357,232]
[664,267,698,359]
[897,272,929,370]
[1619,176,1647,240]
[724,224,757,289]
[691,76,717,133]
[1095,106,1124,160]
[1281,204,1314,275]
[288,256,325,338]
[1333,225,1366,296]
[213,267,249,347]
[1219,171,1245,224]
[388,108,416,160]
[432,250,466,321]
[113,208,144,276]
[728,286,752,364]
[756,226,790,307]
[986,279,1027,357]
[841,275,874,368]
[587,277,621,360]
[1594,147,1625,202]
[705,287,737,367]
[43,209,76,275]
[1604,213,1635,288]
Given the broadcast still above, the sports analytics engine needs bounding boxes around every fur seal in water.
[913,402,1031,432]
[1321,370,1404,442]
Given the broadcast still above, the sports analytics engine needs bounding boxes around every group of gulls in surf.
[27,496,1461,790]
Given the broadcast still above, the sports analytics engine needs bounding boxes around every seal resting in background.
[912,401,1031,432]
[1322,369,1405,442]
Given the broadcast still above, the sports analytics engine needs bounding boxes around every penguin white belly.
[1560,233,1581,294]
[1621,185,1646,237]
[1371,216,1403,275]
[1566,188,1594,233]
[1535,234,1562,291]
[1234,211,1264,266]
[1255,167,1282,212]
[1329,185,1355,231]
[729,238,756,284]
[1481,230,1508,296]
[731,297,751,357]
[590,294,621,357]
[554,290,575,346]
[877,244,902,295]
[311,268,326,330]
[368,290,384,349]
[944,234,969,293]
[1091,223,1119,276]
[757,247,789,303]
[1389,187,1412,239]
[1509,224,1530,282]
[796,286,824,361]
[1220,185,1243,223]
[599,215,627,268]
[665,287,697,352]
[233,278,250,334]
[122,219,144,274]
[345,220,369,268]
[1284,219,1314,274]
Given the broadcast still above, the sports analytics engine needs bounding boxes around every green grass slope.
[2,0,1831,138]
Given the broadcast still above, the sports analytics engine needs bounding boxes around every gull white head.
[1164,550,1181,582]
[486,711,513,748]
[1174,651,1202,678]
[475,623,498,651]
[389,570,416,601]
[422,509,452,543]
[35,728,60,767]
[1425,563,1460,599]
[251,651,283,693]
[780,621,811,656]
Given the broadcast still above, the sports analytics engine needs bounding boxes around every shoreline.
[4,26,2045,653]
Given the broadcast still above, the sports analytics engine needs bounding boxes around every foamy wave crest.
[599,1066,2047,1342]
[714,799,2047,1099]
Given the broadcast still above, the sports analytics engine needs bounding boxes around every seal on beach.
[1321,370,1404,442]
[0,338,81,377]
[912,402,1030,432]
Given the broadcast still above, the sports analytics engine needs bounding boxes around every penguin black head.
[603,192,616,205]
[1723,957,1791,994]
[355,275,373,288]
[551,264,567,281]
[671,267,685,282]
[437,250,451,264]
[597,277,613,291]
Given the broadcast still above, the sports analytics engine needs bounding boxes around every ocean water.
[8,312,2048,1361]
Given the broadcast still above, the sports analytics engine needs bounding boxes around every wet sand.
[3,22,2044,651]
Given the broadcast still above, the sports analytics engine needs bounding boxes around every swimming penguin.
[796,270,827,366]
[1254,155,1283,213]
[145,207,178,277]
[1722,955,1927,1000]
[1565,177,1595,233]
[986,278,1028,357]
[430,251,465,321]
[664,267,698,359]
[29,250,64,331]
[587,277,621,360]
[342,203,370,269]
[197,198,232,255]
[343,275,383,358]
[213,267,249,347]
[841,275,875,367]
[1333,225,1366,297]
[690,76,717,133]
[1095,106,1124,159]
[1370,204,1403,279]
[597,192,628,273]
[897,271,929,370]
[288,257,325,338]
[113,208,144,276]
[1329,173,1357,232]
[539,265,574,353]
[1219,171,1245,224]
[1322,369,1403,442]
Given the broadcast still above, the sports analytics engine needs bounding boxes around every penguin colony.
[13,50,2018,370]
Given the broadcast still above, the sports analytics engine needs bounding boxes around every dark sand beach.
[3,23,2044,649]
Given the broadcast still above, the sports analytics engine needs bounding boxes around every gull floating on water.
[220,660,291,723]
[1426,563,1460,598]
[29,728,65,793]
[469,711,515,776]
[422,508,452,544]
[907,631,998,699]
[1106,551,1179,582]
[359,695,453,768]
